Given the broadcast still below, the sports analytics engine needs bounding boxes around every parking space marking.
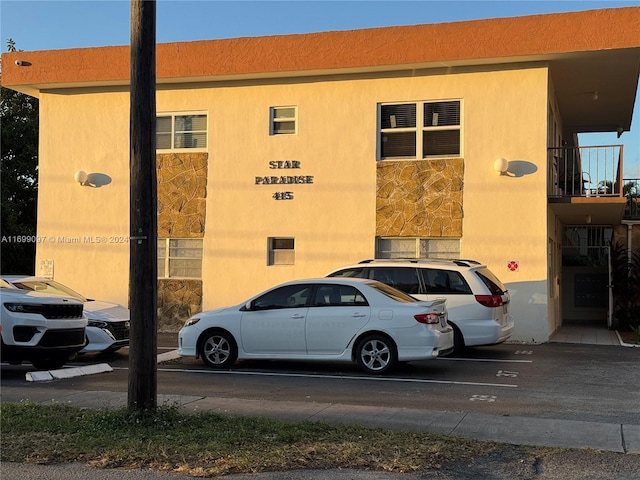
[142,366,520,388]
[470,394,497,402]
[438,357,532,363]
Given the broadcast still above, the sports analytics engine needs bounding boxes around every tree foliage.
[610,240,640,331]
[1,39,39,274]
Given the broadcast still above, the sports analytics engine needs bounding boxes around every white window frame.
[377,100,462,160]
[270,106,297,135]
[158,238,203,279]
[375,237,461,259]
[156,112,208,152]
[268,237,295,265]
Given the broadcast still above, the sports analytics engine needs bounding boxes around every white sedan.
[179,278,453,374]
[1,276,130,354]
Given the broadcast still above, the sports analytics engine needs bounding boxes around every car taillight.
[414,313,440,324]
[474,295,503,308]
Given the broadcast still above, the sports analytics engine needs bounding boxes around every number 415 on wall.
[273,191,294,200]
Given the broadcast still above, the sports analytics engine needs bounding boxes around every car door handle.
[291,314,305,319]
[351,313,367,318]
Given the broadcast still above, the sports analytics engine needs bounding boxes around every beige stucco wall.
[34,66,551,342]
[36,90,131,302]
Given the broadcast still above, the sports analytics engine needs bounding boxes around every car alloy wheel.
[356,334,396,374]
[200,330,237,369]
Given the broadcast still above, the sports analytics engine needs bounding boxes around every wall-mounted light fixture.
[586,214,592,224]
[493,158,509,176]
[74,170,88,186]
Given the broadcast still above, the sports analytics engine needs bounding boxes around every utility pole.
[128,0,157,412]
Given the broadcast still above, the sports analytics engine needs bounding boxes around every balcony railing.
[548,145,640,220]
[548,145,623,198]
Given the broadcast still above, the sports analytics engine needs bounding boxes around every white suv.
[1,288,88,369]
[327,259,514,353]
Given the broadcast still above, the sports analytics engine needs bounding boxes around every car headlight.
[184,317,200,327]
[88,320,109,328]
[4,303,29,313]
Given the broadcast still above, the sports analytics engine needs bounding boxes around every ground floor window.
[268,237,295,265]
[375,237,460,259]
[158,238,203,279]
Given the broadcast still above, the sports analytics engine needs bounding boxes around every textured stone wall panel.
[376,159,464,237]
[158,279,203,332]
[157,152,207,330]
[157,152,208,238]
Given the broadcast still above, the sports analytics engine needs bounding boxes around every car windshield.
[368,281,417,303]
[11,280,88,302]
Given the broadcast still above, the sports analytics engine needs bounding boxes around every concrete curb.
[24,350,183,383]
[157,349,181,363]
[615,331,640,348]
[25,363,113,382]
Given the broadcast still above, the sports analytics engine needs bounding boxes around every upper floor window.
[270,106,297,135]
[378,100,461,160]
[158,238,203,279]
[157,113,207,151]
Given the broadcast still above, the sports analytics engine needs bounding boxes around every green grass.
[0,401,508,476]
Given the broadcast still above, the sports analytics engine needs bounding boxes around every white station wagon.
[327,259,514,353]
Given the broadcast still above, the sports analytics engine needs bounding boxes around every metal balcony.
[548,145,628,225]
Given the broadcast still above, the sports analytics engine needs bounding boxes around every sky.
[1,0,639,177]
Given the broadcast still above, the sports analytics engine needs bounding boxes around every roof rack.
[358,258,483,267]
[452,259,482,266]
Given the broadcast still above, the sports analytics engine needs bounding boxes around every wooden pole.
[128,0,157,412]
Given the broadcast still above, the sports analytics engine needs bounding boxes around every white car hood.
[84,300,130,321]
[202,305,239,317]
[1,288,83,305]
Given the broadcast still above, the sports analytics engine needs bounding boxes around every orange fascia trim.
[2,7,639,91]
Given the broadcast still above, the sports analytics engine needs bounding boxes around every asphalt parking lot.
[2,334,639,431]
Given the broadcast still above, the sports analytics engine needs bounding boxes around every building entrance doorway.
[560,226,612,327]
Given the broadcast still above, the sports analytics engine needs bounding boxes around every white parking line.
[438,357,533,363]
[140,366,519,388]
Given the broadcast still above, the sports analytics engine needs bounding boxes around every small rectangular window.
[270,107,297,135]
[268,237,295,265]
[156,113,207,151]
[158,238,203,279]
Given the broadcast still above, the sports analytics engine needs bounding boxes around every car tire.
[199,329,238,369]
[452,324,466,354]
[355,334,397,375]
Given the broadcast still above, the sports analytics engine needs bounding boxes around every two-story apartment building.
[2,7,639,342]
